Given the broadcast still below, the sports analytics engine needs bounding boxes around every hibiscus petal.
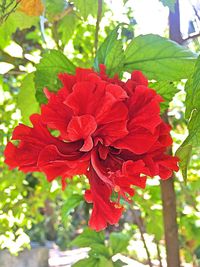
[91,149,113,186]
[65,81,97,115]
[114,127,158,154]
[96,102,128,124]
[95,120,128,146]
[38,144,89,181]
[128,85,162,134]
[99,64,125,87]
[67,115,97,151]
[157,155,179,179]
[122,160,147,189]
[105,84,128,100]
[4,114,57,172]
[131,70,148,86]
[4,141,40,172]
[4,114,85,176]
[65,80,122,125]
[58,73,76,95]
[125,70,149,95]
[87,167,123,231]
[75,67,94,81]
[41,91,72,139]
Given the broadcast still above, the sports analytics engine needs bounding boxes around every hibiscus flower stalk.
[4,65,179,231]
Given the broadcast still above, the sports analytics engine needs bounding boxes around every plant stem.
[161,124,180,267]
[0,0,20,25]
[156,240,163,267]
[52,21,62,51]
[53,4,73,22]
[160,178,180,267]
[169,0,182,44]
[133,209,153,267]
[160,1,182,266]
[94,0,103,55]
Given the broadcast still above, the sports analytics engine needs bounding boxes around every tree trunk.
[169,0,183,44]
[160,126,180,267]
[160,178,180,267]
[160,2,182,265]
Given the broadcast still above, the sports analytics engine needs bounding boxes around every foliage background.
[0,0,200,266]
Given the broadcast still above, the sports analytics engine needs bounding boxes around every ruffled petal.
[105,84,128,100]
[41,89,72,139]
[86,167,123,231]
[91,149,113,186]
[121,160,147,189]
[127,85,162,134]
[114,127,158,154]
[94,102,128,145]
[4,114,59,172]
[38,144,89,181]
[58,73,76,95]
[125,70,148,95]
[143,150,179,179]
[67,115,97,151]
[4,114,88,180]
[155,154,179,179]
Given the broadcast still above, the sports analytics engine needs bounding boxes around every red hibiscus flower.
[4,65,179,231]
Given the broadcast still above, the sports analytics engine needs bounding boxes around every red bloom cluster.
[4,65,179,231]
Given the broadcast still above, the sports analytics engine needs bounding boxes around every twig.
[178,182,199,212]
[0,0,20,24]
[133,209,153,267]
[53,4,74,22]
[94,0,103,55]
[190,1,200,22]
[182,32,200,43]
[52,21,63,51]
[5,0,17,10]
[182,0,200,43]
[6,70,26,75]
[161,3,181,266]
[156,240,163,267]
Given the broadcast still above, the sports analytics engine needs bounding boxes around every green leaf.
[45,0,66,20]
[176,144,192,183]
[73,0,98,20]
[89,243,110,258]
[146,210,163,240]
[109,233,129,254]
[159,0,176,12]
[182,110,200,148]
[73,256,113,267]
[94,27,124,77]
[185,78,193,119]
[71,228,105,248]
[149,81,178,112]
[177,55,200,182]
[17,73,39,125]
[61,194,83,222]
[176,110,200,182]
[35,49,75,104]
[113,259,124,267]
[123,34,197,81]
[11,11,39,30]
[185,55,200,119]
[58,13,77,44]
[0,11,38,49]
